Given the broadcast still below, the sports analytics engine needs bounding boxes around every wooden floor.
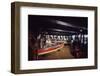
[38,45,74,60]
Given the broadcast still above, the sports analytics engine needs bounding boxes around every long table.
[36,43,64,55]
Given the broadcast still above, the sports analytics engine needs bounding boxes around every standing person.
[28,32,39,60]
[71,35,82,58]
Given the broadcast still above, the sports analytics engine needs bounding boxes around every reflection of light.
[54,29,64,32]
[50,35,53,39]
[84,35,88,44]
[52,28,76,33]
[63,36,66,40]
[52,20,87,30]
[37,34,41,39]
[56,20,69,26]
[80,29,83,32]
[78,34,81,38]
[57,36,60,40]
[46,39,51,44]
[72,35,75,40]
[84,35,88,38]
